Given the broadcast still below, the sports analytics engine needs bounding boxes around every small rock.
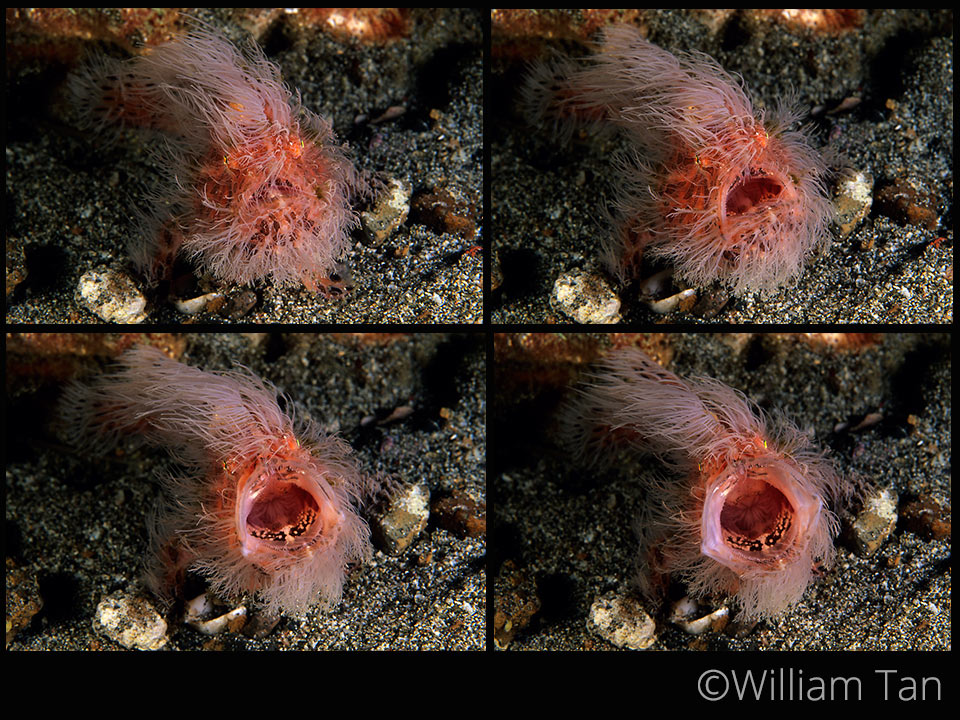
[224,289,259,319]
[173,291,224,315]
[851,487,898,555]
[900,494,951,541]
[645,287,697,314]
[5,236,28,297]
[184,593,247,635]
[93,591,168,650]
[550,269,622,324]
[432,492,486,538]
[409,186,478,240]
[874,179,940,231]
[5,558,43,646]
[241,610,282,639]
[77,266,149,324]
[494,560,541,649]
[587,591,657,649]
[361,176,412,244]
[691,286,731,318]
[371,482,430,555]
[831,168,874,238]
[491,246,503,291]
[850,411,883,432]
[369,105,406,124]
[668,596,730,635]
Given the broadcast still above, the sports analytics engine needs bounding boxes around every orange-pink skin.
[560,347,849,620]
[522,25,831,295]
[68,25,367,292]
[59,345,373,616]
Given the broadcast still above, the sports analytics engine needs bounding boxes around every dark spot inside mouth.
[247,482,320,543]
[720,473,794,552]
[726,172,784,214]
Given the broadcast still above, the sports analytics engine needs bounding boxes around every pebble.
[77,266,149,324]
[550,269,622,324]
[361,176,412,244]
[899,494,951,540]
[5,236,28,296]
[410,186,479,240]
[371,482,430,555]
[5,561,43,645]
[831,167,874,238]
[173,291,224,315]
[432,492,486,538]
[668,596,730,635]
[93,591,168,650]
[646,287,697,314]
[587,591,657,649]
[851,487,898,555]
[183,593,247,635]
[493,560,541,649]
